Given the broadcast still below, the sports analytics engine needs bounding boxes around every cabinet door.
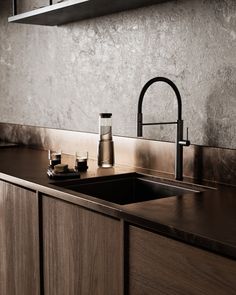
[129,226,236,295]
[0,180,40,295]
[43,196,122,295]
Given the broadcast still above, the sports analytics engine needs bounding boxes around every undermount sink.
[51,173,207,205]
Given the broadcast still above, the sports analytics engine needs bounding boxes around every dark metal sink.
[51,173,206,205]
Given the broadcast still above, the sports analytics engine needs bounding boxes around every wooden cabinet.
[42,196,122,295]
[0,180,40,295]
[1,178,236,295]
[129,226,236,295]
[0,181,122,295]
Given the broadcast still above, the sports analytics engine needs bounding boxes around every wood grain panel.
[43,196,122,295]
[0,180,40,295]
[129,226,236,295]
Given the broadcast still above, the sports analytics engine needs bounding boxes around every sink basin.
[51,173,206,205]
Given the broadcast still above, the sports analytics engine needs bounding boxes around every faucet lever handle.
[185,127,190,146]
[179,127,191,146]
[184,127,191,146]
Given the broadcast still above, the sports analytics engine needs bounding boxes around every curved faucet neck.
[137,77,182,121]
[137,77,189,181]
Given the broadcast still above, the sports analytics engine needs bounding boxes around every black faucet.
[137,77,190,181]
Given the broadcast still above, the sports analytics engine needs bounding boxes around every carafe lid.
[99,113,112,118]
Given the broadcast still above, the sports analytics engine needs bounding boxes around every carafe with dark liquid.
[98,113,114,168]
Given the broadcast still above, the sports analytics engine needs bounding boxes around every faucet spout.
[137,77,190,181]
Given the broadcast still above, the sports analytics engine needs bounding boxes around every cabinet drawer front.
[0,181,40,295]
[129,226,236,295]
[43,196,122,295]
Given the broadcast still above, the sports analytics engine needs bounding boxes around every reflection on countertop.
[0,142,19,148]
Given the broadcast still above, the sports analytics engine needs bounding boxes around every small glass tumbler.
[48,150,61,168]
[75,151,88,172]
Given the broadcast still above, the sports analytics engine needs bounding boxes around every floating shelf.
[8,0,168,26]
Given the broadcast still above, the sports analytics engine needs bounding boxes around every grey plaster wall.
[0,0,235,149]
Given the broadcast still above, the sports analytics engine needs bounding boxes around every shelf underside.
[8,0,169,26]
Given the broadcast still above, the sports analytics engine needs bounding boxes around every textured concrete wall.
[0,0,235,149]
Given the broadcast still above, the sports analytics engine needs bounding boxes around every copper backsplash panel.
[0,123,235,186]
